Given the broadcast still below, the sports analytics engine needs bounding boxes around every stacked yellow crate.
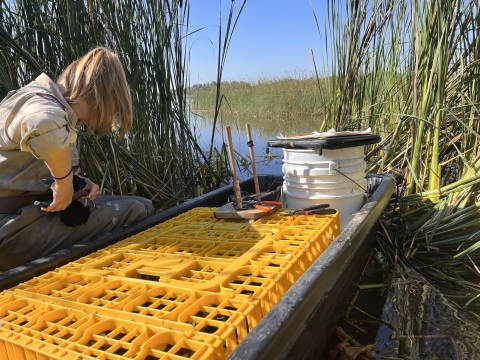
[0,208,339,360]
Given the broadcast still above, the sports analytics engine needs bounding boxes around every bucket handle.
[332,166,369,196]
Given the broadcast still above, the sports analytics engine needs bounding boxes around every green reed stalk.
[206,0,247,165]
[320,0,480,302]
[0,0,231,208]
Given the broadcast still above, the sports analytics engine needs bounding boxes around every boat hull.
[0,174,395,360]
[229,174,395,359]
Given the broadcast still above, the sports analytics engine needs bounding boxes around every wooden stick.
[246,123,262,203]
[225,125,243,209]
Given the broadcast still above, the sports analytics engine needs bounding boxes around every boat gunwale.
[228,173,395,359]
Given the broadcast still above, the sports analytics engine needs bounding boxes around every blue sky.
[188,0,330,84]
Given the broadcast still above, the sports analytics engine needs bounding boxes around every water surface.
[190,112,322,179]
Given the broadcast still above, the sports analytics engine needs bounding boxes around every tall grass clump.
[318,0,480,312]
[0,0,233,208]
[191,72,326,118]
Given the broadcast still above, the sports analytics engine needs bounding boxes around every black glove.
[39,175,93,227]
[60,175,92,227]
[60,201,91,227]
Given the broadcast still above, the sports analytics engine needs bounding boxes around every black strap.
[53,167,73,180]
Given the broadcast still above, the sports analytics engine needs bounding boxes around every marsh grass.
[191,73,326,118]
[0,0,234,208]
[318,0,480,314]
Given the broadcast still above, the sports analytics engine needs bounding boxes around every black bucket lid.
[267,133,381,150]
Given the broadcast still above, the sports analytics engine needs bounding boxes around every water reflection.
[377,278,480,359]
[190,111,322,179]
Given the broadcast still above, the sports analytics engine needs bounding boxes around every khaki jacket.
[0,74,79,196]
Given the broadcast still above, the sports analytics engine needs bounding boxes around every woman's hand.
[42,176,74,212]
[81,177,100,200]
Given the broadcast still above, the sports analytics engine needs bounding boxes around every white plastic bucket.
[282,147,367,230]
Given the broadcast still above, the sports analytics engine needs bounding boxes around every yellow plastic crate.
[220,266,289,314]
[204,242,255,260]
[121,285,196,320]
[157,224,215,239]
[103,223,174,250]
[115,236,181,254]
[12,271,107,299]
[252,213,295,226]
[0,296,220,360]
[166,240,218,257]
[177,293,262,354]
[0,207,340,360]
[165,207,217,226]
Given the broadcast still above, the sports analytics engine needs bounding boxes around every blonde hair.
[58,47,132,137]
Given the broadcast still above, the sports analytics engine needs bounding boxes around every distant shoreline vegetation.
[189,74,326,118]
